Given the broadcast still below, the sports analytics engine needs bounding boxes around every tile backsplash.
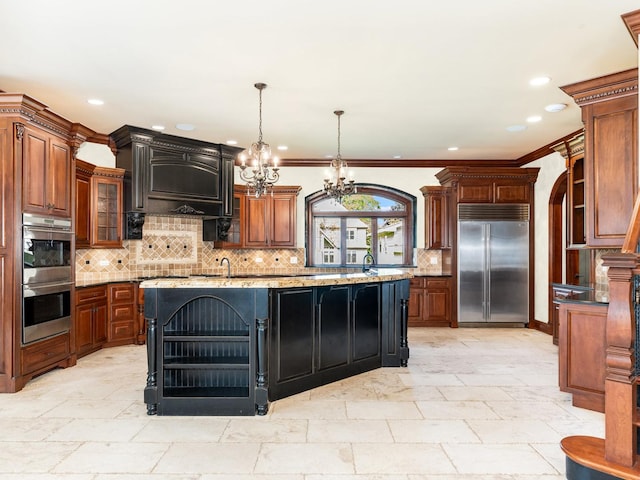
[75,215,443,283]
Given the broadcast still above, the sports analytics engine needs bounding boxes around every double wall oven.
[22,213,73,344]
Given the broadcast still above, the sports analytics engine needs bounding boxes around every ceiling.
[1,1,639,162]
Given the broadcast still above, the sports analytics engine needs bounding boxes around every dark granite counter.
[551,283,609,305]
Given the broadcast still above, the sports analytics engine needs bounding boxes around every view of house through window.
[306,185,415,267]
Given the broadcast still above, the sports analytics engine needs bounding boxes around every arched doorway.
[548,171,567,343]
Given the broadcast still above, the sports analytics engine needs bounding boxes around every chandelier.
[323,110,356,202]
[239,82,280,197]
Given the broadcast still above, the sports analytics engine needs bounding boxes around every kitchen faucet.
[362,252,374,273]
[220,257,231,278]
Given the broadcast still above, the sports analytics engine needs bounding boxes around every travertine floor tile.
[0,329,605,477]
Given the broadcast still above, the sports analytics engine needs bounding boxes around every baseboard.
[529,318,552,335]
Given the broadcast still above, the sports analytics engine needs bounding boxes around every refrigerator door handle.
[485,223,491,321]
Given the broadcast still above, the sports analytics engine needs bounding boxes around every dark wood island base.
[141,270,410,416]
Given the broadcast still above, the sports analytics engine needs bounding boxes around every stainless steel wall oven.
[22,213,73,344]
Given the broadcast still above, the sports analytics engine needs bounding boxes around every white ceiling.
[1,1,638,161]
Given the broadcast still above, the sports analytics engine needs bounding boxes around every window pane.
[312,197,348,213]
[313,217,341,265]
[377,218,404,264]
[342,194,405,212]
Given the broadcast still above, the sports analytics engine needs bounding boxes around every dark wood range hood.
[110,125,242,240]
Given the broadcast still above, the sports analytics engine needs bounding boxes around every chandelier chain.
[258,84,263,144]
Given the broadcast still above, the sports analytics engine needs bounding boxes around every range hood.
[110,125,242,240]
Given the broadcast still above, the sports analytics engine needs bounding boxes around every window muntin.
[307,185,415,267]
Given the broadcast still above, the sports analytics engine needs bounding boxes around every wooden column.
[601,253,637,466]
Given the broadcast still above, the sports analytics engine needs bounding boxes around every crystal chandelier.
[239,82,280,197]
[323,110,356,202]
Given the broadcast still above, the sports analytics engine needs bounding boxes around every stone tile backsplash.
[75,215,443,283]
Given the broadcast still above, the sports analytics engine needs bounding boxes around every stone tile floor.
[0,327,604,479]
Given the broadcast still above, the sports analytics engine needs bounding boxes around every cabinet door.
[423,187,450,249]
[425,285,450,325]
[270,194,296,247]
[352,283,380,362]
[558,302,607,412]
[75,303,94,355]
[270,288,315,383]
[48,139,72,216]
[92,176,123,247]
[244,195,269,247]
[494,182,530,203]
[75,169,92,248]
[93,303,108,345]
[585,95,638,247]
[408,277,427,326]
[457,184,493,203]
[317,286,350,370]
[22,127,71,217]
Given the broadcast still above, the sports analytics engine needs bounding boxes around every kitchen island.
[141,269,411,416]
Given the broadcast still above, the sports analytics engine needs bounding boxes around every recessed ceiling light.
[151,125,165,131]
[529,76,551,86]
[393,155,402,159]
[87,98,104,106]
[325,154,333,159]
[545,103,567,113]
[447,147,459,151]
[226,140,238,145]
[506,125,527,132]
[277,145,288,151]
[176,123,195,131]
[526,115,542,123]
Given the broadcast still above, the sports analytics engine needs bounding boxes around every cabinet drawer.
[21,333,70,374]
[109,321,135,342]
[426,278,450,289]
[109,283,135,304]
[409,277,427,289]
[111,304,135,322]
[76,285,107,304]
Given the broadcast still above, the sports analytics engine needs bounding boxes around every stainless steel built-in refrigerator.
[457,204,529,326]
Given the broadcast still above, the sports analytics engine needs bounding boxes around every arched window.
[306,184,416,267]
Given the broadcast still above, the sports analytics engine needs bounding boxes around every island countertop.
[139,268,412,289]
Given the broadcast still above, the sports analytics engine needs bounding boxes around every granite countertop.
[551,283,609,305]
[139,268,412,289]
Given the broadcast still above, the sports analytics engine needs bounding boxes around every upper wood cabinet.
[75,159,125,248]
[21,124,72,218]
[244,186,301,248]
[435,167,539,205]
[561,68,638,248]
[211,185,301,248]
[420,186,451,249]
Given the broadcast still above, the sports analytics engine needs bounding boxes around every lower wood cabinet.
[75,282,139,358]
[107,283,137,346]
[75,285,108,358]
[21,332,73,378]
[558,301,607,412]
[408,276,452,327]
